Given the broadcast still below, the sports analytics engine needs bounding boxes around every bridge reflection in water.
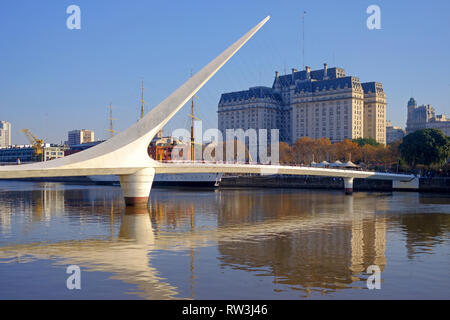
[0,182,448,299]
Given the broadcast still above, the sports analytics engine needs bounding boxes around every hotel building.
[218,65,387,144]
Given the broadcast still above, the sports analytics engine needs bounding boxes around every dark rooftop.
[219,86,282,104]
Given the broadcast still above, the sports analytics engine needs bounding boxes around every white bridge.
[0,16,414,205]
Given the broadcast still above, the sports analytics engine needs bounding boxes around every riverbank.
[8,175,450,193]
[220,175,450,193]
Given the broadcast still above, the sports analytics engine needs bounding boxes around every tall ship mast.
[106,102,118,139]
[140,79,145,120]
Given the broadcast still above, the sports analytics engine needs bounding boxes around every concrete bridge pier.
[344,177,354,195]
[119,168,155,206]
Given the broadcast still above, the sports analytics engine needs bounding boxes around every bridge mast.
[190,70,195,161]
[302,11,306,69]
[191,96,195,161]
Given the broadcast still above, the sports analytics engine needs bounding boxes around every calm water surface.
[0,181,449,299]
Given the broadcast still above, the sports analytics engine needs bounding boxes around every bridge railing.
[157,160,371,172]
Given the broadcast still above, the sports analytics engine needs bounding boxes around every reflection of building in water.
[150,200,195,231]
[0,182,125,229]
[32,183,66,221]
[216,216,387,293]
[0,182,66,222]
[215,190,387,293]
[216,189,337,225]
[350,215,386,274]
[0,205,11,235]
[149,190,219,232]
[399,213,450,259]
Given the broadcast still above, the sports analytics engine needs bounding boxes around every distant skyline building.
[0,121,11,148]
[0,145,64,163]
[218,64,386,144]
[67,129,95,146]
[386,121,405,144]
[406,98,450,136]
[406,98,435,135]
[427,115,450,136]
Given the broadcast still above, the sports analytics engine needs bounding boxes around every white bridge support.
[0,16,416,207]
[119,168,155,206]
[344,177,354,195]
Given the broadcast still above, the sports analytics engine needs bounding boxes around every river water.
[0,181,449,299]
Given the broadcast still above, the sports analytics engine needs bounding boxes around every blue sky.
[1,0,449,144]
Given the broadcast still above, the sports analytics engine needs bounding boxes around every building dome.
[408,97,417,107]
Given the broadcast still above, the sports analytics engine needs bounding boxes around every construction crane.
[19,128,44,160]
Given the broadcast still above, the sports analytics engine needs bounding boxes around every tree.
[292,137,315,164]
[385,140,402,170]
[376,145,394,170]
[292,137,332,164]
[330,139,360,162]
[360,144,377,164]
[313,137,332,162]
[353,137,380,147]
[399,129,450,168]
[279,142,293,164]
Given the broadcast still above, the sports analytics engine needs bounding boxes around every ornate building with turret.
[406,98,450,136]
[406,98,435,135]
[218,65,386,144]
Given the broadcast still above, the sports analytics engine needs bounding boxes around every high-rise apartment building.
[68,129,95,146]
[0,121,11,148]
[218,65,387,144]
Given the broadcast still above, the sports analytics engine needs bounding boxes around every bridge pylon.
[119,168,155,206]
[344,177,354,195]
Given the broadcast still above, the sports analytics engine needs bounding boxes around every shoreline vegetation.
[278,130,450,177]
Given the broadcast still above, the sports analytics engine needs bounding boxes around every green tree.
[399,129,450,168]
[352,137,380,147]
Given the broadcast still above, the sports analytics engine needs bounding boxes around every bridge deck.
[0,161,414,182]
